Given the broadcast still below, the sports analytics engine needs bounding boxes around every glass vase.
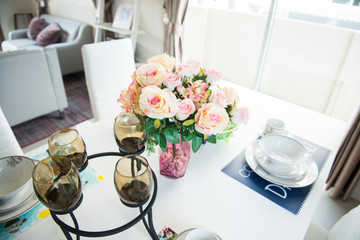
[159,139,191,178]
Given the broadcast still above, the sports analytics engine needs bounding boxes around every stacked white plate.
[245,135,319,188]
[0,156,39,223]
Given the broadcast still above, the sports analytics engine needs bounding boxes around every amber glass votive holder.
[114,112,146,155]
[48,129,87,171]
[114,155,153,206]
[32,157,82,213]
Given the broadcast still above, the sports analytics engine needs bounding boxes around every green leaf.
[156,132,167,152]
[183,119,195,126]
[145,119,157,134]
[180,129,193,142]
[154,119,161,129]
[163,126,180,144]
[192,134,203,153]
[206,135,217,144]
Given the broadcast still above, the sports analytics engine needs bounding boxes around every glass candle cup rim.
[115,155,151,178]
[32,157,78,184]
[114,113,144,128]
[48,129,81,147]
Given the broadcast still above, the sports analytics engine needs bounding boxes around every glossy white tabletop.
[18,83,348,240]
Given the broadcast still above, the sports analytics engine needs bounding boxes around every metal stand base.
[50,152,158,240]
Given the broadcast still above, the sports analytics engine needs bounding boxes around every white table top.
[17,83,348,240]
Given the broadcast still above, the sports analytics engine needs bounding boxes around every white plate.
[0,181,39,223]
[245,141,319,188]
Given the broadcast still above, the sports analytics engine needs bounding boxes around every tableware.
[174,228,222,240]
[114,112,146,154]
[48,129,87,170]
[256,135,308,177]
[0,180,33,213]
[114,155,153,206]
[32,157,82,213]
[0,192,39,224]
[245,141,319,188]
[0,156,35,200]
[185,228,219,240]
[264,118,286,135]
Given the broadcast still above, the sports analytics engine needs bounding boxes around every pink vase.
[159,139,191,178]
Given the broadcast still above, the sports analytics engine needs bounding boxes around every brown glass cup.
[48,129,87,170]
[32,157,82,213]
[114,155,153,206]
[114,112,146,154]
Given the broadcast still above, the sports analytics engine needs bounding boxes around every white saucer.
[0,181,39,223]
[245,141,319,188]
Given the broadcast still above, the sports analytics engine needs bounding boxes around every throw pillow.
[36,23,62,47]
[27,17,48,40]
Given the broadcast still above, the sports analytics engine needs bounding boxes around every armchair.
[0,47,68,126]
[1,14,93,76]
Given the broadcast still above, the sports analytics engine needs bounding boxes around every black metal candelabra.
[49,151,158,240]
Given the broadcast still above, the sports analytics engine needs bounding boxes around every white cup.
[264,118,285,135]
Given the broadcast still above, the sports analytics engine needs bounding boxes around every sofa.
[0,47,68,126]
[1,14,93,76]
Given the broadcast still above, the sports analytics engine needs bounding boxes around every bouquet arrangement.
[118,53,249,154]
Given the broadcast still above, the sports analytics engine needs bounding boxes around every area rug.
[11,72,93,148]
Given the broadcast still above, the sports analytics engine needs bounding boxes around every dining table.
[10,81,348,240]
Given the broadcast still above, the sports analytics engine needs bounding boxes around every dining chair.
[0,107,23,158]
[81,38,135,121]
[304,204,360,240]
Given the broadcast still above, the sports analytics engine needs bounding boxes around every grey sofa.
[1,14,93,76]
[0,47,68,126]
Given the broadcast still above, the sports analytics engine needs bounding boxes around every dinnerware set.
[245,119,319,187]
[0,156,38,223]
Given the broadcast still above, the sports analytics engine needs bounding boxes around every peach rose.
[147,53,177,70]
[176,98,196,121]
[222,86,240,106]
[164,72,181,91]
[139,85,179,119]
[135,63,166,87]
[195,103,229,135]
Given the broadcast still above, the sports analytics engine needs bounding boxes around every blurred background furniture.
[304,204,360,240]
[0,46,68,126]
[0,107,23,157]
[81,38,135,121]
[1,14,93,76]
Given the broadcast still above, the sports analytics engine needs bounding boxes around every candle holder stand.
[49,152,158,240]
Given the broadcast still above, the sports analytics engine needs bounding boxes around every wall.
[46,0,164,63]
[0,0,37,40]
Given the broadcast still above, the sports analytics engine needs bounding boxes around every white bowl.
[0,156,35,200]
[185,229,218,240]
[255,135,308,176]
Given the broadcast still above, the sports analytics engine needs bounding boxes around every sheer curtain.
[163,0,189,62]
[326,108,360,200]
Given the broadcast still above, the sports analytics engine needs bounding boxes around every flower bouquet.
[118,53,249,177]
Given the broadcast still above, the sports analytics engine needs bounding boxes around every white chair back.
[0,107,23,158]
[81,38,135,121]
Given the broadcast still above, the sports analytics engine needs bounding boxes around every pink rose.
[176,61,200,77]
[163,73,181,91]
[206,69,222,84]
[231,107,249,125]
[135,63,166,87]
[139,85,179,119]
[176,98,196,121]
[195,103,229,135]
[209,90,231,108]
